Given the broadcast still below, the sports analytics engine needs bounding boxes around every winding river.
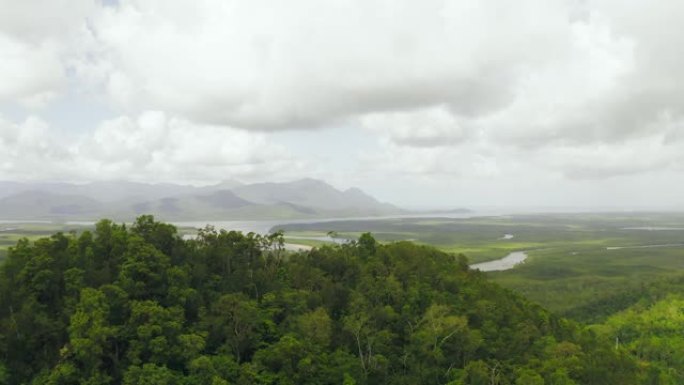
[470,251,528,272]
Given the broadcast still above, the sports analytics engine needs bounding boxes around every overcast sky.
[1,0,683,209]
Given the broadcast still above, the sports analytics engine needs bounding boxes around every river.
[470,251,528,272]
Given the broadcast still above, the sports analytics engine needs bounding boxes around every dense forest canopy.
[0,216,674,384]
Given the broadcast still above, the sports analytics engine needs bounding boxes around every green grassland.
[277,212,684,320]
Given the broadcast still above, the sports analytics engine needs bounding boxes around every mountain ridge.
[0,179,404,221]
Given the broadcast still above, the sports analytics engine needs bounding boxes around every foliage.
[0,216,650,384]
[278,213,684,321]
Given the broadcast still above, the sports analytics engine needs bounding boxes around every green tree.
[515,368,544,385]
[204,293,262,363]
[296,307,333,348]
[66,288,117,382]
[126,300,185,367]
[117,238,171,300]
[122,364,180,385]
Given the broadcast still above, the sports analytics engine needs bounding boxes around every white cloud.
[351,6,684,180]
[361,139,500,179]
[0,34,64,107]
[78,0,578,129]
[0,0,95,106]
[0,0,95,43]
[0,116,70,175]
[79,111,303,183]
[3,0,684,204]
[360,106,471,147]
[537,134,683,179]
[0,112,303,184]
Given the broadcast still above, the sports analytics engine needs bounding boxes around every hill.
[232,178,398,215]
[0,179,403,221]
[0,216,640,384]
[0,180,204,202]
[0,190,104,218]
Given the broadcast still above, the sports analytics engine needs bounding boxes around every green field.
[277,212,684,320]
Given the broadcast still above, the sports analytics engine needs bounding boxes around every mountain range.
[0,179,404,221]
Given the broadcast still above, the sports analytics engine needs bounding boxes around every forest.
[0,216,680,384]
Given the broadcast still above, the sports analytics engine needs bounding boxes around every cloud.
[0,112,303,184]
[361,139,500,179]
[0,34,64,107]
[0,0,95,106]
[352,4,684,179]
[360,106,471,147]
[3,0,684,187]
[77,0,577,129]
[0,116,71,176]
[537,134,683,180]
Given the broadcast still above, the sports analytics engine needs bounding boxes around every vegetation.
[0,216,646,384]
[0,223,91,262]
[490,246,684,322]
[595,294,684,384]
[278,213,684,320]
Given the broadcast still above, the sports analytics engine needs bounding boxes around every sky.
[1,0,684,210]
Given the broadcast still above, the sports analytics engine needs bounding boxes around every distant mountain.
[0,178,404,221]
[0,190,103,219]
[0,180,249,203]
[197,190,253,209]
[209,179,245,191]
[0,181,28,200]
[0,181,201,202]
[232,178,399,215]
[117,190,263,220]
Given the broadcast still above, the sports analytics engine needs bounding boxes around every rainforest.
[0,215,679,385]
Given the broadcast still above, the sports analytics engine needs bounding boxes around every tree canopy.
[0,216,650,384]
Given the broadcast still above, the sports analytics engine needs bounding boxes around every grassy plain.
[277,213,684,319]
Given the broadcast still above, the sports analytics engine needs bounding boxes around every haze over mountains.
[0,179,403,221]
